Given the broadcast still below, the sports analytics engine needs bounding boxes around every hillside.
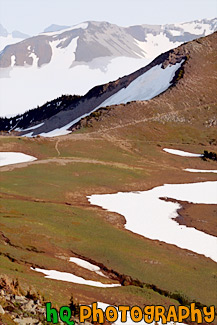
[0,18,216,117]
[0,46,186,136]
[0,32,217,324]
[1,31,216,139]
[75,31,217,133]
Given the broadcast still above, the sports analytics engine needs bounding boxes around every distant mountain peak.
[43,24,70,33]
[0,23,8,37]
[0,23,30,52]
[0,23,30,39]
[11,30,30,39]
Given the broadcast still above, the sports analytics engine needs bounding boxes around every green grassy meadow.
[0,124,217,313]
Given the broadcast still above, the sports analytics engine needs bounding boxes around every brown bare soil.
[176,202,217,237]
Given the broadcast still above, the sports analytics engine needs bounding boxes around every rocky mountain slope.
[0,18,216,117]
[0,276,82,324]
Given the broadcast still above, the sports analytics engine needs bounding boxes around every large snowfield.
[0,152,36,166]
[97,61,184,108]
[88,181,217,263]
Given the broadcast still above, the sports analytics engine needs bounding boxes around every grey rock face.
[0,305,5,315]
[23,300,35,311]
[14,317,39,324]
[0,35,53,68]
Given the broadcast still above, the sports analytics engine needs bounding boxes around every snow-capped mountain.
[0,41,187,137]
[0,23,29,52]
[0,18,216,117]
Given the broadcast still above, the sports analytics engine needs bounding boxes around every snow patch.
[184,169,217,174]
[18,122,45,132]
[163,148,203,157]
[70,257,106,277]
[11,55,16,67]
[88,181,217,262]
[39,105,109,137]
[49,36,78,67]
[22,132,33,138]
[39,120,75,137]
[31,267,120,288]
[175,22,213,36]
[29,53,39,67]
[0,152,37,167]
[169,30,182,36]
[136,33,180,59]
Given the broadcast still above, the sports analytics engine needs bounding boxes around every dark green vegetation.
[0,94,81,132]
[202,150,217,161]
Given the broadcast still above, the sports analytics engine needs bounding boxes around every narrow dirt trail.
[0,156,144,172]
[55,139,60,156]
[71,102,215,137]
